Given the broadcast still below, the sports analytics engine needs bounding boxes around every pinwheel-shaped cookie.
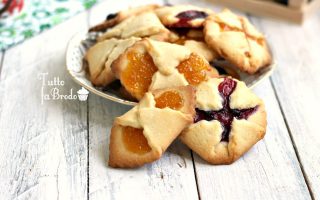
[111,38,218,100]
[109,86,196,168]
[85,37,140,86]
[204,9,271,74]
[155,5,213,28]
[180,77,267,164]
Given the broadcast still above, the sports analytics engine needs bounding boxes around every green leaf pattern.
[0,0,98,50]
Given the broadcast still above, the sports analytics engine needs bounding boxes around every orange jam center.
[122,51,158,99]
[122,126,151,154]
[177,53,211,86]
[155,91,184,110]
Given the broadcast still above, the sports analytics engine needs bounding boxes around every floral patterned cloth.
[0,0,98,51]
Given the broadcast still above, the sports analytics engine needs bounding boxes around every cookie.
[97,12,169,42]
[155,5,213,28]
[204,9,271,74]
[111,38,218,100]
[180,77,267,164]
[109,86,196,168]
[85,37,140,86]
[89,4,160,32]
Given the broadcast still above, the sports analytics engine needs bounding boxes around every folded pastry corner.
[85,37,141,87]
[108,85,196,168]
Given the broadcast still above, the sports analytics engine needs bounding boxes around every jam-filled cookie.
[204,9,271,74]
[98,12,169,42]
[111,38,219,100]
[155,5,213,28]
[109,86,196,168]
[89,4,160,32]
[180,77,267,164]
[85,37,140,86]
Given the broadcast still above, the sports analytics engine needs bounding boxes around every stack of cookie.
[85,4,269,168]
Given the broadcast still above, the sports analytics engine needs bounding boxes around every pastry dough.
[180,77,266,164]
[109,86,196,168]
[89,4,160,32]
[204,9,271,74]
[183,40,218,62]
[98,12,169,41]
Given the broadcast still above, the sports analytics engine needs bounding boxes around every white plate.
[66,31,275,106]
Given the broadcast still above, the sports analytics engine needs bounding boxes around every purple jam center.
[106,12,118,20]
[173,10,208,27]
[194,78,258,142]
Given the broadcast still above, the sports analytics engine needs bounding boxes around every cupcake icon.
[77,87,89,101]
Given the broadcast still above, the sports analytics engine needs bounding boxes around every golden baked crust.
[204,9,271,74]
[111,39,219,100]
[89,4,160,32]
[109,86,196,168]
[180,77,267,164]
[85,37,140,86]
[155,5,213,28]
[109,124,162,168]
[97,12,169,42]
[85,38,118,84]
[184,29,204,40]
[148,30,180,42]
[183,40,219,62]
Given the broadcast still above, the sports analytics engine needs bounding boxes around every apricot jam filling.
[121,51,158,99]
[177,53,212,86]
[155,91,184,110]
[122,126,151,154]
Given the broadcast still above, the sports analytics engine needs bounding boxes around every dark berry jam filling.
[176,10,208,19]
[194,78,258,142]
[173,10,208,27]
[106,12,118,20]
